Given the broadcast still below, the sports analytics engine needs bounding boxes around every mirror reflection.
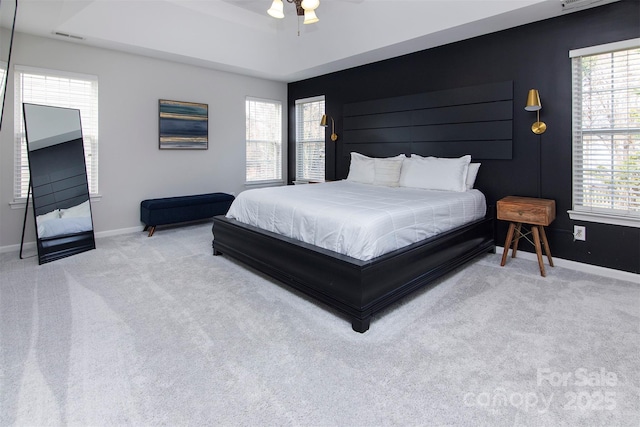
[23,103,96,264]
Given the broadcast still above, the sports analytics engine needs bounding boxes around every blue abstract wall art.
[159,99,208,149]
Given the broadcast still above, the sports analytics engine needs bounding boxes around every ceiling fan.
[267,0,320,24]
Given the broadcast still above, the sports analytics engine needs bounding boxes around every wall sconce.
[320,114,338,141]
[525,89,547,134]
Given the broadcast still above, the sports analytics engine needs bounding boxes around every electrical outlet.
[574,225,586,241]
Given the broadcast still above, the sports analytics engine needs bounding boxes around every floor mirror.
[22,103,96,264]
[0,0,17,130]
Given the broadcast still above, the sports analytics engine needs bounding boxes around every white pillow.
[466,163,481,190]
[346,152,375,184]
[36,209,60,223]
[60,200,91,218]
[408,155,479,190]
[399,156,416,187]
[373,156,405,187]
[399,155,471,192]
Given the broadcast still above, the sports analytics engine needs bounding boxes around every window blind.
[245,97,282,183]
[570,41,640,223]
[14,66,99,199]
[295,96,325,182]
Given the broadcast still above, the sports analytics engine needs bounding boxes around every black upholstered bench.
[140,192,235,236]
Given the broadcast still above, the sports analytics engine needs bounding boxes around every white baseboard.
[0,241,36,254]
[94,226,143,239]
[496,246,639,283]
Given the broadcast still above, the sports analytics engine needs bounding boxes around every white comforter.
[226,180,486,261]
[37,216,93,238]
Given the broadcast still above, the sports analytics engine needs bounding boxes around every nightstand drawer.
[497,196,556,226]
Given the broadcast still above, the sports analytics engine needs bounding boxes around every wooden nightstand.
[497,196,556,277]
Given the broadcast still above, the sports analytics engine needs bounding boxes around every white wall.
[0,32,287,249]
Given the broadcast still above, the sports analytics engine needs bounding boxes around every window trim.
[9,194,102,210]
[567,209,638,228]
[295,95,326,183]
[569,38,640,58]
[568,39,640,228]
[244,96,284,186]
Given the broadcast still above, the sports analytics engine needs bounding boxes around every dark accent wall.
[288,1,640,274]
[340,81,514,178]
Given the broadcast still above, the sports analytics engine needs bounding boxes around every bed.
[213,82,512,332]
[213,153,495,332]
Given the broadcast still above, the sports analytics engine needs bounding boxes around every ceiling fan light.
[267,0,285,19]
[303,9,319,24]
[301,0,320,10]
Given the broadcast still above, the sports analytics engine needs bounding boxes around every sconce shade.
[320,114,328,127]
[267,0,285,18]
[303,9,319,24]
[525,89,542,111]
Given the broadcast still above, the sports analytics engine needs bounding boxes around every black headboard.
[338,81,513,178]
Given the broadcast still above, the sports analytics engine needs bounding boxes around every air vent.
[53,31,85,41]
[561,0,619,12]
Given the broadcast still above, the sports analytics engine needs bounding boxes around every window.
[569,39,640,227]
[245,97,282,184]
[14,66,99,199]
[295,96,325,182]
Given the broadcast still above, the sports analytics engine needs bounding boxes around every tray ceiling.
[12,0,616,82]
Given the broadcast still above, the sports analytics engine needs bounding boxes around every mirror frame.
[0,0,17,130]
[23,103,96,264]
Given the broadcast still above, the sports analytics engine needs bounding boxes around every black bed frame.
[213,212,495,332]
[212,82,511,332]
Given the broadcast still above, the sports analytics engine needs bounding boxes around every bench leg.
[147,226,156,237]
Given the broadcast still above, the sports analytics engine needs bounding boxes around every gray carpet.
[1,222,638,426]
